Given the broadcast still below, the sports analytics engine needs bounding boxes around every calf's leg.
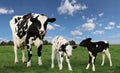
[101,53,105,66]
[104,48,112,67]
[66,56,72,71]
[51,46,55,69]
[59,52,63,70]
[86,55,92,70]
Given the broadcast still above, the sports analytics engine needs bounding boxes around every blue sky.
[0,0,120,44]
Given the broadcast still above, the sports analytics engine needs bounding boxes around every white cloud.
[98,13,104,17]
[105,21,116,30]
[47,24,62,30]
[82,16,85,20]
[44,36,53,42]
[0,8,14,14]
[82,18,96,31]
[0,37,9,42]
[71,30,83,36]
[116,25,120,28]
[57,0,88,16]
[47,24,55,30]
[53,24,61,28]
[93,30,104,34]
[109,22,115,26]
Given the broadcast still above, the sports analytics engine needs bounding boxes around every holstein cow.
[79,38,112,71]
[51,36,77,71]
[10,13,56,67]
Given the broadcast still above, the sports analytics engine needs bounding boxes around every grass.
[0,45,120,73]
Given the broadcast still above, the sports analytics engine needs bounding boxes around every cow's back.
[10,15,23,32]
[10,15,27,47]
[52,36,68,49]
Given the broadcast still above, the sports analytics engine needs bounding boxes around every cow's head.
[59,44,77,58]
[30,14,56,37]
[79,38,92,47]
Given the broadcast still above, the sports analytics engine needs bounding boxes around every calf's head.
[30,14,56,36]
[79,38,92,47]
[59,44,77,58]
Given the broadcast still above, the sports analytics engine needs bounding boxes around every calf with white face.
[51,36,77,71]
[10,13,56,67]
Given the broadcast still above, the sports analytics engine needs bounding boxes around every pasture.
[0,45,120,73]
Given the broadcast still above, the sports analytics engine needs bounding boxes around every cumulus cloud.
[0,37,9,42]
[44,36,53,42]
[0,7,14,14]
[82,16,86,20]
[57,0,88,16]
[116,25,120,28]
[53,24,61,28]
[93,30,104,34]
[47,24,55,30]
[71,30,83,36]
[104,22,116,30]
[47,24,62,30]
[82,18,96,31]
[98,13,104,17]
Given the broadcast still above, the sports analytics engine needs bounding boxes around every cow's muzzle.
[40,30,45,35]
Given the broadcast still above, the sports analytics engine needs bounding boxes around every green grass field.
[0,45,120,73]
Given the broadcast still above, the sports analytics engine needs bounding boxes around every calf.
[10,13,56,67]
[79,38,112,71]
[51,36,77,71]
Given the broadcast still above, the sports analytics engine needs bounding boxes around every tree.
[69,40,76,45]
[43,40,52,45]
[43,40,49,45]
[0,41,7,46]
[7,40,14,45]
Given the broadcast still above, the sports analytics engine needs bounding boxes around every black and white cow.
[10,13,56,67]
[51,36,77,71]
[79,38,112,71]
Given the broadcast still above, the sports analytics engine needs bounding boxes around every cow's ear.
[72,45,77,49]
[30,17,36,22]
[88,38,92,41]
[47,18,56,23]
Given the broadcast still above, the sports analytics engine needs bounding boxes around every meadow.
[0,45,120,73]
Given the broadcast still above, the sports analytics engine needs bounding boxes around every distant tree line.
[0,41,14,46]
[0,40,76,46]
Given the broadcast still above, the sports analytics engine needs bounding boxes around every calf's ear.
[47,18,56,23]
[72,45,77,49]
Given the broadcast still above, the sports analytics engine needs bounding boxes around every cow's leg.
[88,52,96,71]
[91,56,96,71]
[22,49,26,63]
[104,48,112,67]
[34,38,43,66]
[101,53,105,66]
[86,55,92,70]
[14,45,18,64]
[38,45,43,66]
[57,53,61,69]
[51,46,55,69]
[26,43,32,67]
[66,56,72,71]
[59,52,63,70]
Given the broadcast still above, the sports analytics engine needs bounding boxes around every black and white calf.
[10,13,56,67]
[79,38,112,71]
[51,36,77,71]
